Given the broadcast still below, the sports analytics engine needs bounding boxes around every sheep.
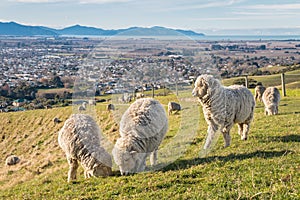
[192,74,255,149]
[262,87,280,115]
[58,114,112,182]
[135,93,145,99]
[5,155,20,166]
[254,85,266,102]
[107,104,115,111]
[89,99,96,106]
[53,117,62,124]
[112,98,168,175]
[167,102,181,115]
[78,102,87,112]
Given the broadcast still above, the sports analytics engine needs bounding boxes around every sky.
[0,0,300,32]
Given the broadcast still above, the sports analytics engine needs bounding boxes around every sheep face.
[94,164,112,177]
[192,76,208,98]
[112,147,140,175]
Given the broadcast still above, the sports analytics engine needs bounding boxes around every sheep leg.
[238,123,243,135]
[241,123,250,140]
[222,125,232,148]
[222,131,231,148]
[204,123,218,150]
[67,158,78,182]
[150,150,157,166]
[136,153,147,172]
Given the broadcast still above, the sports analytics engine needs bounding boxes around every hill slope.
[0,87,299,199]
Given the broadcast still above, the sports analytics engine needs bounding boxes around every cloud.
[233,11,300,16]
[78,0,132,4]
[8,0,63,2]
[157,0,245,11]
[244,3,300,10]
[8,0,132,3]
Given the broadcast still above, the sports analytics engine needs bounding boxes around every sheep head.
[192,75,221,100]
[112,138,144,175]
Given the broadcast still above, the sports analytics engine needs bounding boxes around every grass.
[0,78,299,199]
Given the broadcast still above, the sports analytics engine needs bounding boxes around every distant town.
[0,36,300,112]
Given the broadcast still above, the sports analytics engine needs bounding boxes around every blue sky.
[0,0,300,31]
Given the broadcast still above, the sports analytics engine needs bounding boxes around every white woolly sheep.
[135,93,145,99]
[192,75,255,149]
[89,99,96,106]
[254,85,266,102]
[167,102,181,115]
[5,155,20,166]
[262,87,280,115]
[112,98,168,175]
[58,114,112,182]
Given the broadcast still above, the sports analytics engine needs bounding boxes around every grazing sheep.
[89,99,96,106]
[254,85,266,102]
[135,93,145,99]
[78,102,87,112]
[5,155,20,166]
[58,114,112,182]
[53,117,62,124]
[107,104,115,111]
[192,75,255,149]
[112,98,168,175]
[262,87,280,115]
[168,102,181,115]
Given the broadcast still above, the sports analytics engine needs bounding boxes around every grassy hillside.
[222,69,300,89]
[0,81,299,199]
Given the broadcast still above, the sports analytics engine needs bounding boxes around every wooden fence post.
[244,75,249,88]
[281,73,286,97]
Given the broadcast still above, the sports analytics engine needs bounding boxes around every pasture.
[0,77,299,199]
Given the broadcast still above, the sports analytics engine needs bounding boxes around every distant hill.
[0,22,205,37]
[0,22,58,36]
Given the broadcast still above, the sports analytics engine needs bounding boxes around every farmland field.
[0,76,299,199]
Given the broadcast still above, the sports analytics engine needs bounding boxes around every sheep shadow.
[160,150,294,172]
[266,134,300,143]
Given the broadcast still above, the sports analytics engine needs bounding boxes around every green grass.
[222,69,300,88]
[0,80,300,199]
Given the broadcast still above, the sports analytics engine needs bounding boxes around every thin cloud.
[159,0,244,11]
[8,0,132,3]
[78,0,133,4]
[233,11,300,16]
[244,3,300,10]
[8,0,63,2]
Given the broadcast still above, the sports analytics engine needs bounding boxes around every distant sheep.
[254,85,266,102]
[5,155,20,166]
[53,117,62,124]
[89,99,96,106]
[192,75,255,149]
[262,87,280,115]
[168,102,181,115]
[112,98,168,175]
[58,114,112,182]
[78,102,87,112]
[135,93,145,99]
[107,104,115,111]
[119,93,133,103]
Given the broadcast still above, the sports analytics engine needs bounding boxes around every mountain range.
[0,22,205,37]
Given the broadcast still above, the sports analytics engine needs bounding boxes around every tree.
[49,75,64,88]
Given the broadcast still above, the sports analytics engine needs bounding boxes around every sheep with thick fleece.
[255,85,266,102]
[168,101,181,115]
[262,87,280,115]
[112,98,168,175]
[192,75,255,149]
[58,114,112,182]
